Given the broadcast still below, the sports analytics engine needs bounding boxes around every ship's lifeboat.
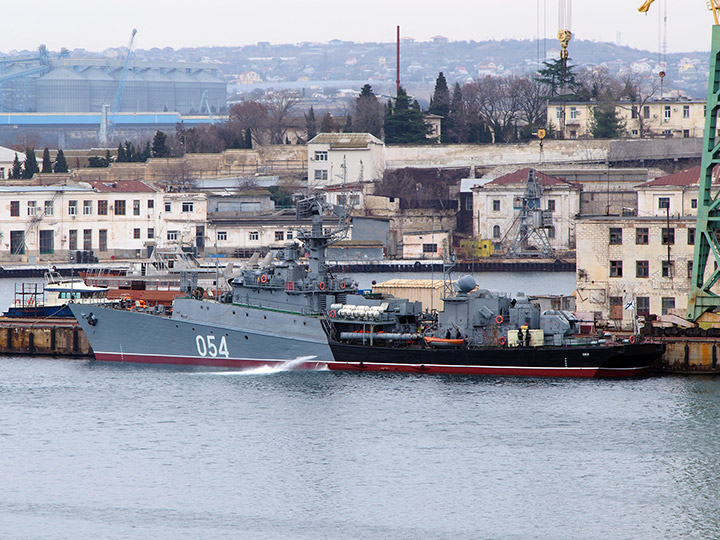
[424,336,465,348]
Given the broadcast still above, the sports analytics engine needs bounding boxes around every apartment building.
[307,133,385,188]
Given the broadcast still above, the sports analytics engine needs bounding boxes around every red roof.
[638,166,703,187]
[486,168,579,188]
[87,180,156,193]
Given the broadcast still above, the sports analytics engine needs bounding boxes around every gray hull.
[70,299,332,369]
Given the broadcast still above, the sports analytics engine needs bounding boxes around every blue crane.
[107,29,137,142]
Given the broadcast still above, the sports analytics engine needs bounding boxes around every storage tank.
[191,69,227,113]
[167,69,197,114]
[82,67,116,112]
[142,69,175,112]
[113,68,148,112]
[36,67,91,112]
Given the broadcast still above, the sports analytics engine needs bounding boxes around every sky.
[1,0,715,55]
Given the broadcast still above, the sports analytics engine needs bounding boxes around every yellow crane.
[638,0,720,24]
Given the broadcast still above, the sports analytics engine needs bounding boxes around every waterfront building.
[307,133,385,188]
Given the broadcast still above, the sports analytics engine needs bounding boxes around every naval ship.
[70,197,357,369]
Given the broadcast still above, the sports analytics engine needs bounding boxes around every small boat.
[423,336,465,348]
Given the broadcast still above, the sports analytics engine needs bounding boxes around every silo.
[191,69,227,113]
[3,64,36,112]
[142,68,175,112]
[36,67,91,112]
[167,69,196,114]
[119,68,148,112]
[83,67,116,112]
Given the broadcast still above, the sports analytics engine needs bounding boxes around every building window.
[165,202,171,212]
[547,226,555,238]
[664,105,671,120]
[631,106,638,119]
[662,297,676,315]
[83,200,92,216]
[39,230,54,254]
[662,260,675,278]
[44,201,53,216]
[662,228,675,245]
[636,228,649,244]
[683,105,690,118]
[609,296,623,320]
[569,107,578,119]
[609,260,623,277]
[167,230,178,241]
[286,231,293,240]
[688,228,696,245]
[314,169,328,180]
[148,200,154,209]
[658,197,670,210]
[349,194,360,207]
[636,260,649,278]
[691,198,698,209]
[609,228,622,245]
[98,200,108,215]
[637,296,650,316]
[10,201,19,217]
[275,231,284,241]
[10,230,24,254]
[492,200,500,211]
[422,243,438,253]
[114,200,126,215]
[147,228,154,239]
[547,199,556,212]
[68,229,77,251]
[492,225,501,238]
[133,228,141,239]
[643,106,650,119]
[99,229,107,252]
[68,200,77,216]
[688,261,694,279]
[27,201,37,216]
[217,231,227,241]
[182,202,194,213]
[249,231,259,241]
[133,200,141,216]
[464,197,473,211]
[83,229,91,250]
[556,107,562,119]
[314,151,328,161]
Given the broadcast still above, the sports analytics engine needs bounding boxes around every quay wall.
[656,338,720,373]
[0,319,92,357]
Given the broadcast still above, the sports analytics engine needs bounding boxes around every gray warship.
[70,197,357,368]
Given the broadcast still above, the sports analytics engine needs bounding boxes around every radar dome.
[455,275,477,293]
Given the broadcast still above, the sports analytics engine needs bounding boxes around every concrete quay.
[0,318,92,357]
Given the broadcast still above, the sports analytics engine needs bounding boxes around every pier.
[0,318,92,357]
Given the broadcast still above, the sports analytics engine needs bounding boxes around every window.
[664,105,671,120]
[167,230,178,241]
[547,226,555,238]
[275,231,284,241]
[492,225,501,238]
[643,106,650,119]
[98,229,107,252]
[636,260,649,278]
[68,200,77,216]
[286,231,293,240]
[133,228,141,239]
[83,229,92,250]
[662,297,676,315]
[164,202,171,212]
[10,230,24,254]
[547,199,556,212]
[636,228,649,244]
[314,169,328,180]
[10,201,19,217]
[662,227,675,245]
[44,200,53,216]
[422,243,438,253]
[182,201,194,213]
[68,229,77,251]
[631,106,638,119]
[556,107,562,119]
[658,197,670,210]
[688,261,694,279]
[683,105,690,118]
[83,200,92,216]
[464,197,473,211]
[492,200,500,211]
[609,260,623,277]
[569,107,578,119]
[637,297,650,317]
[609,228,622,245]
[148,200,154,209]
[133,200,140,216]
[217,231,227,241]
[27,201,37,216]
[688,228,696,245]
[349,194,360,207]
[314,151,328,161]
[684,129,690,138]
[147,228,154,239]
[249,231,259,241]
[610,297,623,320]
[337,194,346,206]
[39,230,53,254]
[114,200,126,215]
[98,200,108,215]
[662,260,675,278]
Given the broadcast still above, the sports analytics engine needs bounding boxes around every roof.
[484,168,580,188]
[308,132,384,148]
[86,180,156,193]
[637,166,705,188]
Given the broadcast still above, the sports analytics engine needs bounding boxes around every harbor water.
[3,357,720,540]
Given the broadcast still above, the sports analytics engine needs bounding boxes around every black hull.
[328,341,665,378]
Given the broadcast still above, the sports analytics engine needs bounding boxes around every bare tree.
[512,76,547,128]
[466,76,520,143]
[617,74,660,138]
[576,66,624,101]
[264,91,299,144]
[229,101,269,145]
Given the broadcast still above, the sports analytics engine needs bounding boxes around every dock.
[0,318,92,357]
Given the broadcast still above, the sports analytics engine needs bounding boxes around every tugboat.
[325,274,665,378]
[70,197,358,369]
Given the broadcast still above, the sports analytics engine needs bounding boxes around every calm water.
[2,357,720,539]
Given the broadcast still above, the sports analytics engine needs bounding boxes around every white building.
[0,146,25,180]
[307,133,385,188]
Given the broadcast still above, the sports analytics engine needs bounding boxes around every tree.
[305,106,317,140]
[536,58,579,98]
[445,83,468,143]
[383,86,433,144]
[320,112,336,133]
[589,101,626,139]
[352,84,384,137]
[465,77,520,143]
[10,153,22,179]
[41,148,52,173]
[22,148,39,179]
[245,127,253,149]
[229,100,269,145]
[117,143,127,162]
[429,72,451,117]
[53,149,68,173]
[264,91,299,144]
[151,130,169,158]
[512,76,548,138]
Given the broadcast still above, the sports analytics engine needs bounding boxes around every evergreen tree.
[245,127,253,149]
[10,153,22,179]
[117,143,127,162]
[445,82,467,143]
[536,58,579,98]
[151,130,169,158]
[429,72,451,117]
[353,84,383,137]
[589,101,626,139]
[141,141,152,161]
[22,148,39,179]
[53,149,68,173]
[320,112,335,133]
[41,148,52,173]
[305,106,317,140]
[383,87,433,144]
[124,141,134,162]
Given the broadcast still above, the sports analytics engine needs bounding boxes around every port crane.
[100,29,137,145]
[641,1,720,319]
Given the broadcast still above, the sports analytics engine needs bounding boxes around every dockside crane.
[557,0,572,137]
[100,29,137,145]
[641,1,720,320]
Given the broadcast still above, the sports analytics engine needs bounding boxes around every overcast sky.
[2,0,714,55]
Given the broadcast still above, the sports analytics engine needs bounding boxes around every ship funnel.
[455,275,477,294]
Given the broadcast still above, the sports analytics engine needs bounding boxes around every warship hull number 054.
[72,197,664,378]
